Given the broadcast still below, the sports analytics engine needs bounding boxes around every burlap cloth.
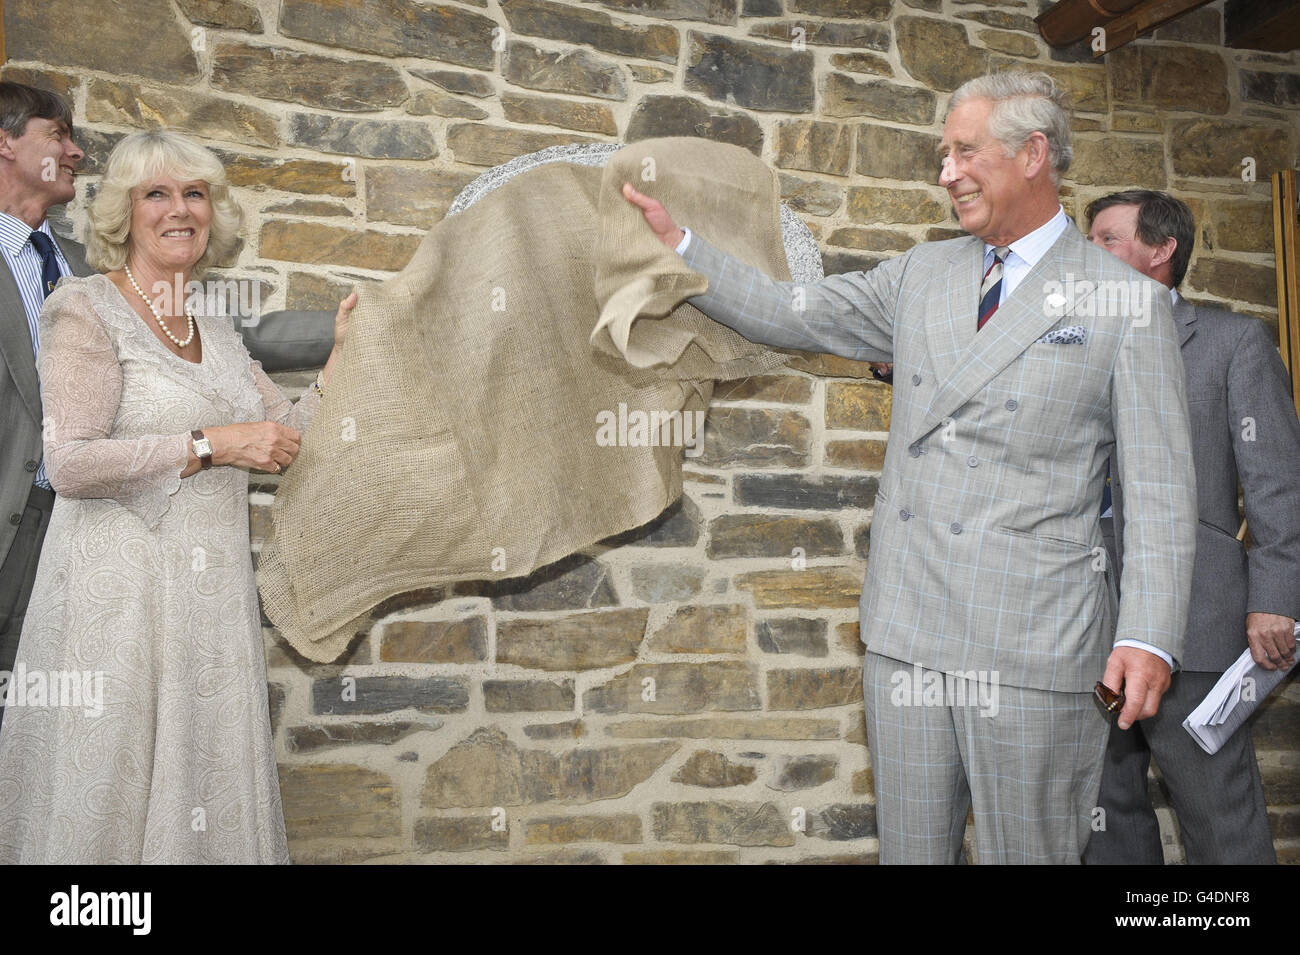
[258,138,790,661]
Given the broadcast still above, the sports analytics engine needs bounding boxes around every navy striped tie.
[977,246,1009,330]
[29,231,62,299]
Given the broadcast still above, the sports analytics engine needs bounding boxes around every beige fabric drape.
[257,138,790,661]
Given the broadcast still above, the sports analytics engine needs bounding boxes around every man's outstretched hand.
[622,182,685,250]
[1101,646,1172,730]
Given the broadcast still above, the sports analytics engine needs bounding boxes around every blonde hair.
[85,130,243,273]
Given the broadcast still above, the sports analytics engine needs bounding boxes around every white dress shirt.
[983,205,1069,302]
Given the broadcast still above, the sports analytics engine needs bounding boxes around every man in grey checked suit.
[1082,190,1299,865]
[625,72,1197,863]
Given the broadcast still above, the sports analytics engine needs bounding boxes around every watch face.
[194,438,212,457]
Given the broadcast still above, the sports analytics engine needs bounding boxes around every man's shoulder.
[51,230,90,276]
[42,272,106,311]
[1181,298,1270,350]
[877,234,978,278]
[1182,298,1258,327]
[912,233,979,260]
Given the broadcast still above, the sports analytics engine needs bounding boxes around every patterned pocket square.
[1036,324,1086,345]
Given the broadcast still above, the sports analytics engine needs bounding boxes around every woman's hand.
[320,290,358,390]
[333,291,358,349]
[203,421,302,473]
[622,182,685,249]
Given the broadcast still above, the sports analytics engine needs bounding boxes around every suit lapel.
[914,226,1090,442]
[0,254,41,425]
[921,237,983,386]
[53,231,90,278]
[1173,295,1196,347]
[0,231,90,426]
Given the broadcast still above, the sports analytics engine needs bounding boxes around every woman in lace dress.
[0,130,354,863]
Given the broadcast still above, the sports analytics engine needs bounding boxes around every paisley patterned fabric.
[0,273,316,863]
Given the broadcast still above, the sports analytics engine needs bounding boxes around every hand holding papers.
[1183,622,1299,754]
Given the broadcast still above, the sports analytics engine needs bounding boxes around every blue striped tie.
[29,231,62,299]
[977,246,1009,330]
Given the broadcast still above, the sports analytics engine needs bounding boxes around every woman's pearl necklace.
[124,263,195,348]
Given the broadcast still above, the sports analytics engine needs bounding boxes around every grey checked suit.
[1087,297,1300,865]
[682,223,1197,862]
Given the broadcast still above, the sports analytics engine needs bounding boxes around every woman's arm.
[255,291,357,434]
[38,287,190,525]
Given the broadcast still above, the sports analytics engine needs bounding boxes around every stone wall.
[3,0,1297,863]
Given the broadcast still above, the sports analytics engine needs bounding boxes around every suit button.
[967,455,978,467]
[909,445,922,458]
[1005,399,1018,411]
[950,522,962,534]
[899,509,911,521]
[8,513,21,526]
[912,374,922,386]
[24,459,38,472]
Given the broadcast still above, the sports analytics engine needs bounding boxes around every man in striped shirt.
[0,81,88,714]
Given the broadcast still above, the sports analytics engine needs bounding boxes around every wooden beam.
[1274,170,1300,416]
[1091,0,1215,55]
[1226,0,1300,52]
[1036,0,1144,46]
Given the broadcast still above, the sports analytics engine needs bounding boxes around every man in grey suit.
[0,82,87,697]
[625,72,1197,863]
[1082,189,1299,865]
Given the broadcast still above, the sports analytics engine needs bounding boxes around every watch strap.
[191,429,212,469]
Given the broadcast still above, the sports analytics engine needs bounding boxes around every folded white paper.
[1182,623,1299,755]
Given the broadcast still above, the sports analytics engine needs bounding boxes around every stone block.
[497,608,649,671]
[672,750,758,786]
[647,604,749,654]
[211,43,408,112]
[756,618,829,656]
[421,727,678,806]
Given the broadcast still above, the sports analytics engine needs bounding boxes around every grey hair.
[85,129,243,274]
[948,72,1073,184]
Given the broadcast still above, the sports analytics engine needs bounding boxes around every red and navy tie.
[977,246,1010,331]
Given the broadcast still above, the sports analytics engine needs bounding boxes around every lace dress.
[0,273,318,863]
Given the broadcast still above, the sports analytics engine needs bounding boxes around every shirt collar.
[984,205,1069,269]
[1170,287,1180,307]
[0,211,53,257]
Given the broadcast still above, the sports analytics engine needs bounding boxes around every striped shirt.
[0,211,72,490]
